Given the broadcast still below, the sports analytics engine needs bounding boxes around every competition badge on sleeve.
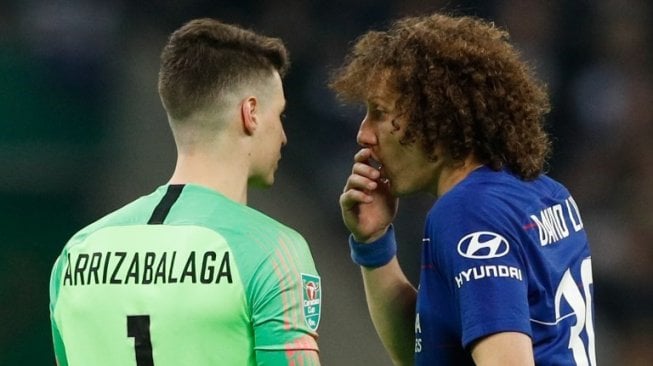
[301,273,321,331]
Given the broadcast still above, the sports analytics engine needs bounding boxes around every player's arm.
[251,284,321,366]
[471,332,534,365]
[257,349,320,365]
[248,230,322,366]
[341,148,415,364]
[361,257,417,365]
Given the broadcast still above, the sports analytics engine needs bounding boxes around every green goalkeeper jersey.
[49,184,322,366]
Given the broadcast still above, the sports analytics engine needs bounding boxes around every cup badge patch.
[301,273,321,331]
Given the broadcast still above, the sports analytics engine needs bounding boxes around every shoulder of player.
[434,166,567,212]
[428,172,523,233]
[193,198,310,252]
[225,201,303,239]
[432,180,502,214]
[243,212,308,248]
[534,173,572,199]
[181,185,303,236]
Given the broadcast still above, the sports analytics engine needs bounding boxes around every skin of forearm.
[361,258,417,365]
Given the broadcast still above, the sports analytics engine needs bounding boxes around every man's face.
[248,72,287,188]
[357,77,440,196]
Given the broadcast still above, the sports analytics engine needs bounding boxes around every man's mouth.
[368,157,382,170]
[368,157,389,184]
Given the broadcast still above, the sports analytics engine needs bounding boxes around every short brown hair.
[331,13,551,180]
[159,18,289,121]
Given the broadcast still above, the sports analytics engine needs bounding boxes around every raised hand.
[340,148,398,242]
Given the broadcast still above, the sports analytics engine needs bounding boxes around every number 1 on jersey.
[127,315,154,366]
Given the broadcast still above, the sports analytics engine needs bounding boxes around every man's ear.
[240,96,258,136]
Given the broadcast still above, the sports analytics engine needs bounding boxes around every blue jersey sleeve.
[429,192,531,348]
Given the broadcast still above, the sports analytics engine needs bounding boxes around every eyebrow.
[367,97,392,110]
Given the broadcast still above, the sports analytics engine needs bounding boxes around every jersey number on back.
[554,257,596,366]
[127,315,154,366]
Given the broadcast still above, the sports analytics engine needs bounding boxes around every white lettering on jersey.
[414,313,422,353]
[531,196,583,246]
[454,265,522,288]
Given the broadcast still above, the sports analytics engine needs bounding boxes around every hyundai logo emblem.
[457,231,510,259]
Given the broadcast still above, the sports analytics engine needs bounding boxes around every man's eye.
[370,109,386,119]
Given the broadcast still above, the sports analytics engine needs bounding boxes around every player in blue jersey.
[330,12,595,365]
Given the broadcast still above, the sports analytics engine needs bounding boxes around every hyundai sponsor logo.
[454,264,523,288]
[457,231,510,259]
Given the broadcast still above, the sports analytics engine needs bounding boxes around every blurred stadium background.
[1,0,651,364]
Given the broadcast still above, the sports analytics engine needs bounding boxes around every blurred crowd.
[1,0,651,364]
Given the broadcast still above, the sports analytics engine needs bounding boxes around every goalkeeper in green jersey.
[49,18,322,366]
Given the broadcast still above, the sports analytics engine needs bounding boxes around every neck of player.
[169,144,250,205]
[435,155,484,197]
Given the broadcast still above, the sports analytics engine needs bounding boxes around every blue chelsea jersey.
[415,166,595,365]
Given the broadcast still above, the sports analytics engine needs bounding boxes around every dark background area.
[1,0,651,364]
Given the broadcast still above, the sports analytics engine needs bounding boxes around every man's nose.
[356,117,376,147]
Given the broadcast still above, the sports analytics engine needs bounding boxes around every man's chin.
[389,181,418,197]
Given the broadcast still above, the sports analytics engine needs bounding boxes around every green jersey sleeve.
[239,226,321,352]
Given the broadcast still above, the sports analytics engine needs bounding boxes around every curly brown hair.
[159,18,289,121]
[330,13,551,180]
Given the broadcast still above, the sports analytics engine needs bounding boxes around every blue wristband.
[349,225,397,268]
